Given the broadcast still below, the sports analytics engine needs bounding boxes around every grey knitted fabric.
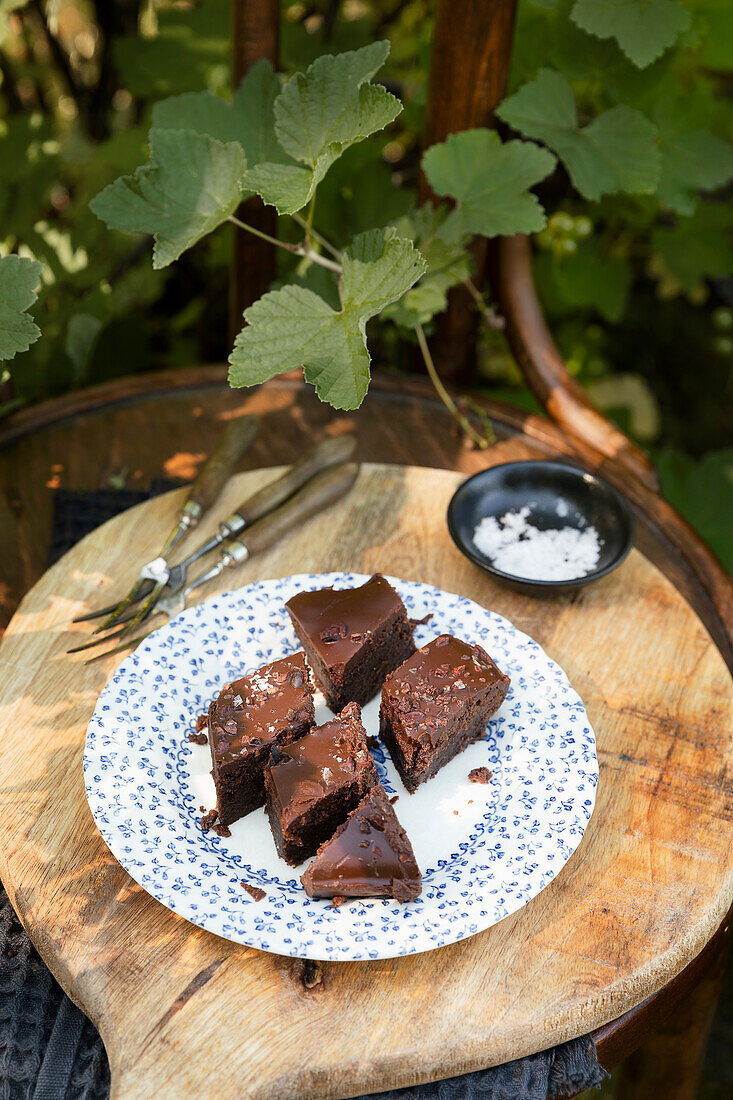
[0,488,608,1099]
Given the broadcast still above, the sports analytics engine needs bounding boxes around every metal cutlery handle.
[180,415,260,529]
[218,433,356,537]
[185,462,359,595]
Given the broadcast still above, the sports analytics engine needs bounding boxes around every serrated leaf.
[0,254,43,362]
[653,107,733,214]
[571,0,690,68]
[383,204,472,328]
[151,59,289,193]
[652,203,733,289]
[497,69,660,201]
[246,43,401,215]
[229,227,426,408]
[90,129,245,268]
[422,130,555,244]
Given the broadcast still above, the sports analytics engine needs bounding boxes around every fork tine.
[84,629,155,665]
[92,577,152,633]
[111,579,167,641]
[67,623,130,654]
[72,579,155,624]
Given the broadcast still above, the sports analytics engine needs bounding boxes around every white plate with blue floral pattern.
[84,572,598,961]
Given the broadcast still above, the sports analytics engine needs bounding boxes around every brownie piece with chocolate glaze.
[264,702,378,865]
[208,652,314,827]
[380,634,510,792]
[301,784,421,903]
[285,574,415,710]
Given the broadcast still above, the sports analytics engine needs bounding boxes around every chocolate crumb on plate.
[330,895,348,909]
[214,821,231,837]
[195,713,207,732]
[240,881,266,902]
[188,731,208,745]
[200,809,219,831]
[409,613,433,628]
[469,766,493,784]
[389,795,399,804]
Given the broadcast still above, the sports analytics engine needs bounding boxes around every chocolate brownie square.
[301,784,421,903]
[380,634,510,792]
[285,574,415,710]
[264,702,378,865]
[208,652,314,827]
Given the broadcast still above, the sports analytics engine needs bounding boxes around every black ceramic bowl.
[447,461,635,595]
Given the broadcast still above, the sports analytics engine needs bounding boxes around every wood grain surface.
[0,462,731,1100]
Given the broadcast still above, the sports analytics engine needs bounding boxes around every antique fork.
[73,414,260,630]
[75,460,360,664]
[68,433,356,652]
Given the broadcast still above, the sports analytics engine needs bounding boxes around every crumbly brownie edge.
[380,677,509,792]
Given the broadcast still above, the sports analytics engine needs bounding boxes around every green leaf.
[652,203,733,289]
[422,130,556,244]
[246,43,402,215]
[313,138,416,249]
[497,69,660,201]
[0,254,43,362]
[571,0,691,68]
[152,60,289,190]
[66,313,103,381]
[90,129,245,269]
[656,447,733,571]
[229,227,426,409]
[536,239,632,322]
[653,104,733,214]
[383,205,472,329]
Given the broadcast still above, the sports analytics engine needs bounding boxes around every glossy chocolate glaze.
[208,652,314,767]
[267,702,375,827]
[285,574,404,670]
[301,785,421,901]
[382,634,510,752]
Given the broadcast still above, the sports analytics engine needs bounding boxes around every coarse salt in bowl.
[447,460,635,596]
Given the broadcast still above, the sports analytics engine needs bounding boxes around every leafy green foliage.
[383,205,472,329]
[536,239,632,322]
[422,130,556,242]
[229,228,426,408]
[656,447,733,571]
[653,102,733,214]
[246,42,401,214]
[571,0,691,69]
[497,69,660,200]
[152,61,285,167]
[652,204,733,289]
[0,255,43,362]
[90,129,245,268]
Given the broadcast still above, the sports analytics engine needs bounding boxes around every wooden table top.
[0,452,731,1099]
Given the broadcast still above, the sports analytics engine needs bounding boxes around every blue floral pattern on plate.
[84,573,598,961]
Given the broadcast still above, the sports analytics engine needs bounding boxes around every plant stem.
[227,214,343,274]
[292,214,342,260]
[415,324,490,449]
[463,278,505,331]
[304,192,317,249]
